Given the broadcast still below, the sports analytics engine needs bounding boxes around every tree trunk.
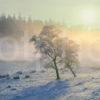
[53,59,60,80]
[68,65,76,77]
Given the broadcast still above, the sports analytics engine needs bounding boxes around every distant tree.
[30,25,79,80]
[0,15,45,38]
[0,15,25,39]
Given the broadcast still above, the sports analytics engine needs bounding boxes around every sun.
[81,9,96,25]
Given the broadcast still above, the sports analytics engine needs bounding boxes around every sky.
[0,0,100,65]
[0,0,100,26]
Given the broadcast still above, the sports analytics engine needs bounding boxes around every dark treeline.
[0,15,50,39]
[0,15,99,40]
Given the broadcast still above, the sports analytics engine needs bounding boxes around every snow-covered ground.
[0,66,100,100]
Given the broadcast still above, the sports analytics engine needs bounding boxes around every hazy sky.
[0,0,100,64]
[0,0,100,25]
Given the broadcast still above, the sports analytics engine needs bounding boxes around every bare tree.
[30,25,79,80]
[63,40,79,77]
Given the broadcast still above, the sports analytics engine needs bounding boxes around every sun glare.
[81,9,96,25]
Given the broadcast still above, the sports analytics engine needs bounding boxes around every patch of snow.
[0,67,100,100]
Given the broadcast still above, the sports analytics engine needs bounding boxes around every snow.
[12,80,70,100]
[0,67,100,100]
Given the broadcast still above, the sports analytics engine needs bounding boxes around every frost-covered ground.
[0,67,100,100]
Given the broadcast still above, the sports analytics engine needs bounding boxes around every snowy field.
[0,65,100,100]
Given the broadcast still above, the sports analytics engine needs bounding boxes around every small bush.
[11,88,16,91]
[7,85,11,88]
[16,71,23,75]
[25,75,30,79]
[0,74,10,79]
[30,70,36,73]
[13,76,20,80]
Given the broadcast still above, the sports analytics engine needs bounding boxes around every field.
[0,63,100,100]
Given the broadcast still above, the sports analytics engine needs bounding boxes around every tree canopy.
[30,24,79,79]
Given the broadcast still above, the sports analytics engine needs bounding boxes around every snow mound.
[89,88,100,100]
[0,67,100,100]
[12,80,70,100]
